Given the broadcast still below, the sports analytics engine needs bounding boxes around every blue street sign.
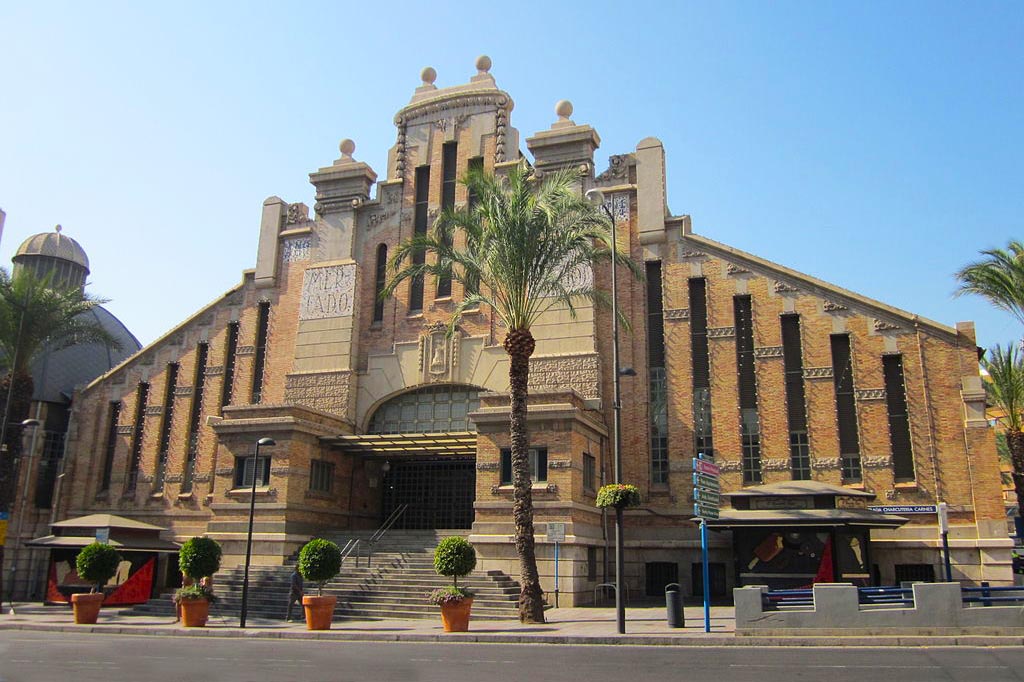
[693,472,720,492]
[693,502,719,520]
[694,488,720,506]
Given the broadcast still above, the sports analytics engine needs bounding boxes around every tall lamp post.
[586,188,629,634]
[239,436,275,628]
[7,417,41,614]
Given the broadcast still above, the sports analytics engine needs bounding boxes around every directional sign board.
[694,488,720,506]
[693,472,720,492]
[693,458,720,476]
[693,456,721,520]
[694,502,719,520]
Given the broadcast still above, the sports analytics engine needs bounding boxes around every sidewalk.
[2,602,1023,647]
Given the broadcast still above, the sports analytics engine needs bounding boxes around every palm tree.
[384,162,640,623]
[982,345,1024,519]
[955,240,1024,327]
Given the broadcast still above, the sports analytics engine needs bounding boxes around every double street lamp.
[239,436,275,629]
[586,188,629,635]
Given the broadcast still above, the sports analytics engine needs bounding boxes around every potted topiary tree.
[71,542,121,624]
[175,536,222,627]
[297,538,342,630]
[428,536,476,632]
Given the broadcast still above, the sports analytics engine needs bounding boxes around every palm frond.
[955,241,1024,326]
[983,343,1024,432]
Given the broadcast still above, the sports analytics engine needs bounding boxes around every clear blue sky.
[0,1,1020,348]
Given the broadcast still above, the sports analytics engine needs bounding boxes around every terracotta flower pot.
[302,595,337,630]
[439,597,473,632]
[180,598,211,627]
[71,592,105,624]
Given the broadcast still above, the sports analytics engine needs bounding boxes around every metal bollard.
[665,583,683,628]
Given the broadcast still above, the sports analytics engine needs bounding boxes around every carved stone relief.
[664,308,690,321]
[726,263,750,276]
[856,389,887,401]
[753,346,784,359]
[717,460,743,472]
[762,459,790,471]
[595,154,632,184]
[804,367,834,379]
[547,460,572,469]
[823,300,849,313]
[145,406,163,416]
[528,354,600,400]
[116,425,133,435]
[679,248,707,260]
[173,387,194,397]
[773,280,799,294]
[603,194,629,223]
[284,371,352,417]
[476,462,499,471]
[873,319,904,333]
[285,203,310,225]
[300,263,356,320]
[421,321,458,383]
[708,327,736,339]
[236,345,256,356]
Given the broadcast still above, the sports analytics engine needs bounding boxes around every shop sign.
[867,505,937,514]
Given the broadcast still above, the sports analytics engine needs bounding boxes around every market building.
[47,57,1008,606]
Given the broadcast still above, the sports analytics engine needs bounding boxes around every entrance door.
[382,457,476,529]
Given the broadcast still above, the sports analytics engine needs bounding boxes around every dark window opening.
[584,452,596,492]
[500,447,548,485]
[437,143,457,298]
[647,261,668,484]
[99,401,121,493]
[251,302,270,404]
[735,296,761,483]
[831,334,861,481]
[234,454,271,488]
[309,459,334,493]
[126,382,150,495]
[154,363,179,492]
[182,342,208,493]
[883,354,915,481]
[690,278,713,458]
[34,430,65,508]
[373,244,388,323]
[409,165,430,311]
[221,321,239,409]
[781,315,810,479]
[645,561,679,597]
[895,563,935,584]
[692,562,728,598]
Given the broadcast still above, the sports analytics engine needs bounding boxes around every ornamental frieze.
[205,366,224,376]
[164,474,183,484]
[144,406,163,416]
[300,263,356,320]
[862,456,893,468]
[804,367,834,380]
[236,345,256,356]
[476,462,499,471]
[284,371,351,417]
[678,248,707,260]
[707,327,736,339]
[285,202,309,225]
[547,460,572,469]
[116,425,133,435]
[856,389,887,401]
[173,387,194,397]
[753,346,784,359]
[192,473,212,483]
[773,280,799,294]
[822,300,849,313]
[664,308,690,321]
[528,354,600,400]
[281,236,312,263]
[811,457,841,470]
[215,467,234,476]
[717,460,743,472]
[873,318,904,333]
[762,459,790,471]
[726,263,750,275]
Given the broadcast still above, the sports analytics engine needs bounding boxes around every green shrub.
[595,483,642,509]
[178,536,222,581]
[173,583,218,604]
[297,539,342,596]
[75,542,121,592]
[428,586,472,605]
[433,537,476,588]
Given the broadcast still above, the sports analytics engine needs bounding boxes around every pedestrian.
[285,568,303,622]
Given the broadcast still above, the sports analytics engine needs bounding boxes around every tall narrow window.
[154,363,179,492]
[646,261,668,484]
[373,244,388,323]
[99,401,121,493]
[690,278,713,459]
[781,315,810,480]
[409,165,430,311]
[436,143,457,298]
[467,157,483,209]
[251,302,270,404]
[831,334,861,481]
[735,296,762,484]
[182,342,208,493]
[883,354,915,480]
[221,321,239,409]
[34,429,65,508]
[126,382,150,495]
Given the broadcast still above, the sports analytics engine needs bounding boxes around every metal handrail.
[363,504,408,567]
[339,538,360,568]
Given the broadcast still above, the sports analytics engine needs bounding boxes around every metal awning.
[320,431,477,456]
[708,508,908,529]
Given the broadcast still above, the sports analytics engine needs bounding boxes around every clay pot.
[439,597,473,632]
[71,592,105,624]
[302,595,337,630]
[180,598,210,627]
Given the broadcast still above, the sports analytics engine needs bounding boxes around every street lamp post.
[7,417,41,614]
[586,188,627,634]
[239,436,275,628]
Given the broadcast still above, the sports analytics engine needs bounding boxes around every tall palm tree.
[384,162,640,623]
[982,345,1024,519]
[955,240,1024,327]
[0,267,119,594]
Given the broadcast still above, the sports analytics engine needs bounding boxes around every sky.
[0,1,1021,349]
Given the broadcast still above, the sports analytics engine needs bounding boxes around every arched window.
[373,244,387,322]
[368,385,480,434]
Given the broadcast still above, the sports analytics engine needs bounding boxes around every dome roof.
[30,305,142,403]
[14,226,90,273]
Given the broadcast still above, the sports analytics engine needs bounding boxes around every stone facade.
[52,57,1009,607]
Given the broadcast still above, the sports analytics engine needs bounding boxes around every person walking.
[285,568,304,622]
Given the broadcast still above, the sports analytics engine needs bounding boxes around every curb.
[3,622,1023,647]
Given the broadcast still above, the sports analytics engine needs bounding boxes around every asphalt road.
[2,632,1024,682]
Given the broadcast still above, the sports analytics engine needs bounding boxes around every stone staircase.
[122,530,521,621]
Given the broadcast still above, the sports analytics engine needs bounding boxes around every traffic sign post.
[548,523,566,607]
[692,455,720,633]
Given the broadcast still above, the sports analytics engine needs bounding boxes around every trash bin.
[665,583,683,628]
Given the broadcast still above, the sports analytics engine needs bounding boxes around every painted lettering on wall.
[300,264,356,320]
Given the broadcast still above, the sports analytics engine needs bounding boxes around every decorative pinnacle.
[339,139,356,160]
[475,55,492,73]
[421,67,437,85]
[555,100,573,121]
[55,224,62,233]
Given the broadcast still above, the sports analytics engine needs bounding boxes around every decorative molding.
[679,248,706,260]
[547,460,572,469]
[856,388,887,401]
[873,318,903,333]
[173,387,194,397]
[281,236,312,263]
[823,300,849,313]
[753,346,784,359]
[366,209,396,229]
[726,263,750,275]
[862,456,893,468]
[270,467,290,476]
[773,280,799,294]
[476,462,499,472]
[144,406,163,416]
[215,467,234,476]
[284,371,351,418]
[884,489,898,500]
[528,354,600,400]
[285,203,309,225]
[205,366,224,377]
[193,473,211,483]
[595,154,631,183]
[116,425,133,435]
[717,460,743,472]
[811,457,842,470]
[432,113,470,133]
[804,367,834,380]
[707,327,736,339]
[236,345,256,356]
[164,474,183,484]
[762,459,789,471]
[664,308,690,321]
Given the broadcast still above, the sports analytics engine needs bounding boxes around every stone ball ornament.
[555,99,574,119]
[475,55,492,73]
[421,66,437,85]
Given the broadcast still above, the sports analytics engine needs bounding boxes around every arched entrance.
[367,385,480,529]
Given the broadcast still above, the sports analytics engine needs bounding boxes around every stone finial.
[55,224,62,234]
[551,99,575,129]
[475,55,492,73]
[421,66,437,85]
[338,138,356,162]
